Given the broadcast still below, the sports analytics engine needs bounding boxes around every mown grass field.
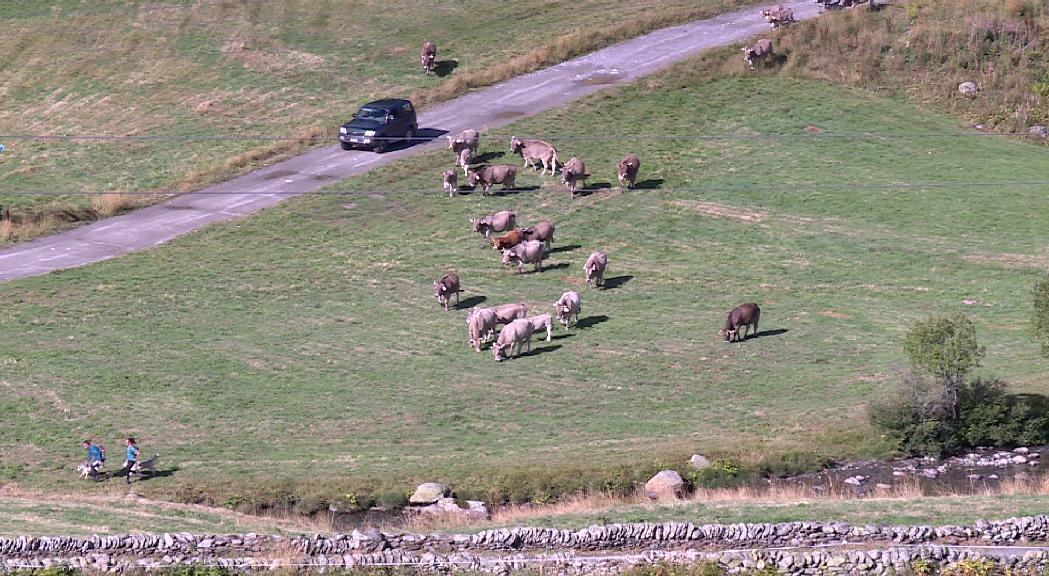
[0,0,752,241]
[3,32,1048,511]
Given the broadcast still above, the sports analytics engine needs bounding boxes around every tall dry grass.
[776,0,1048,132]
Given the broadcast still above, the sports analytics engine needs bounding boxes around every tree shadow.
[458,295,486,309]
[473,151,505,164]
[576,315,609,329]
[634,178,664,189]
[517,344,562,359]
[601,275,633,290]
[751,328,789,339]
[548,244,581,254]
[434,60,458,77]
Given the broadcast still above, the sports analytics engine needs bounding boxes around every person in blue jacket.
[123,437,140,484]
[82,440,104,481]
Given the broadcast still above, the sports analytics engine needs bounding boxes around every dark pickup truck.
[338,98,418,153]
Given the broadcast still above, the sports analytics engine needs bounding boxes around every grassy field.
[0,492,310,536]
[0,0,753,242]
[2,31,1049,512]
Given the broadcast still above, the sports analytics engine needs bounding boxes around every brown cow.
[471,210,516,245]
[421,41,437,75]
[743,39,773,70]
[501,240,544,273]
[522,220,555,252]
[468,165,517,196]
[433,273,460,311]
[510,136,560,175]
[442,169,458,197]
[561,157,588,195]
[617,154,640,189]
[447,129,480,153]
[492,228,525,251]
[720,303,761,342]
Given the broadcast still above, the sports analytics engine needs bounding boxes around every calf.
[492,318,534,362]
[526,314,554,342]
[522,220,555,252]
[617,154,641,189]
[553,290,581,329]
[442,169,458,197]
[467,308,498,352]
[421,41,437,75]
[468,165,517,196]
[501,240,544,274]
[447,129,480,154]
[457,147,474,177]
[719,302,761,342]
[492,228,525,251]
[761,5,794,28]
[470,210,516,245]
[743,38,773,70]
[561,157,588,195]
[433,273,460,311]
[584,251,608,288]
[510,136,560,175]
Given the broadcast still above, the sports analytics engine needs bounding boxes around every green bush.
[1033,274,1049,357]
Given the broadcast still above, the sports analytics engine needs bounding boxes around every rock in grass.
[690,454,712,470]
[958,81,978,96]
[409,482,451,505]
[1029,125,1047,139]
[644,470,685,499]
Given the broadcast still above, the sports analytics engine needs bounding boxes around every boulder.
[409,482,451,505]
[1029,125,1048,139]
[958,81,978,96]
[690,454,712,470]
[644,470,685,499]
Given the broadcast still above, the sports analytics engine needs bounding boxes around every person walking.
[82,440,105,481]
[123,437,140,484]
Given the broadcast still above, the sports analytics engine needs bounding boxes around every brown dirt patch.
[671,200,767,222]
[820,310,849,319]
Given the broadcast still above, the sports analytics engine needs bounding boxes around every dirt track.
[0,1,818,283]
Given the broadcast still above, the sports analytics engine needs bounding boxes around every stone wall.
[5,516,1049,573]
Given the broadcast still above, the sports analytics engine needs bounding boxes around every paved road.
[0,1,818,283]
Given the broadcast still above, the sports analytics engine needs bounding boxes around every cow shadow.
[550,333,575,341]
[576,315,609,329]
[473,151,505,164]
[434,60,458,77]
[494,186,539,196]
[458,295,486,309]
[517,344,562,359]
[601,275,633,290]
[541,262,571,272]
[751,328,789,339]
[548,244,581,254]
[386,128,448,152]
[634,178,664,190]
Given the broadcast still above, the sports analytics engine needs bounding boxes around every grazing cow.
[510,136,560,175]
[526,314,554,342]
[616,154,641,189]
[522,220,555,252]
[584,251,608,288]
[433,273,460,311]
[761,5,794,28]
[457,147,474,177]
[501,240,544,274]
[553,290,581,329]
[442,169,458,197]
[491,302,528,326]
[421,41,437,75]
[492,318,534,362]
[467,308,498,351]
[561,157,588,195]
[492,227,525,251]
[470,210,516,244]
[447,129,480,154]
[468,165,517,196]
[719,302,761,342]
[743,39,773,70]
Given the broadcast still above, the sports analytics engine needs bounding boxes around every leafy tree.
[903,313,985,420]
[1034,274,1049,357]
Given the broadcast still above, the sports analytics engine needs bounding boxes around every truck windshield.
[356,107,388,121]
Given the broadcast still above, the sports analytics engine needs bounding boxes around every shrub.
[1033,274,1049,357]
[903,313,985,420]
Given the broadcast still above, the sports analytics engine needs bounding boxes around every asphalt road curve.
[0,1,818,283]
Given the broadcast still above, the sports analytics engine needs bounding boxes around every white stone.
[644,470,685,499]
[958,81,978,95]
[690,454,712,469]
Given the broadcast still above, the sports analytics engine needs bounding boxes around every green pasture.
[1,59,1048,506]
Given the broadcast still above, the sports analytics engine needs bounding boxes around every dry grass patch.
[961,252,1049,270]
[670,200,768,222]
